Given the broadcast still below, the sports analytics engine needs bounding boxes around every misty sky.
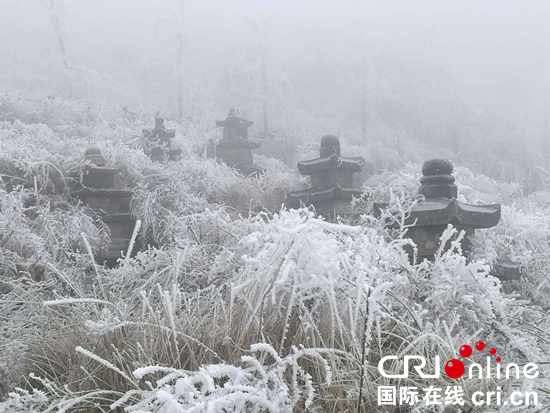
[1,0,549,110]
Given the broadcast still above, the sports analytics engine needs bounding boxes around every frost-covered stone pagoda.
[71,148,136,267]
[374,159,501,260]
[287,135,366,220]
[216,108,254,140]
[213,108,264,176]
[142,117,182,162]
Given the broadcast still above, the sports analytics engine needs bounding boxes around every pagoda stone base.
[287,199,360,222]
[211,138,264,177]
[82,167,121,188]
[71,190,136,267]
[102,213,135,239]
[99,237,132,267]
[234,162,265,177]
[315,199,360,221]
[74,189,132,214]
[287,182,364,222]
[404,225,474,261]
[490,259,521,281]
[98,213,135,267]
[215,144,254,166]
[150,148,182,163]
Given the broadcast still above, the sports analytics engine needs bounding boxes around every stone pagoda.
[142,117,182,162]
[71,148,136,267]
[374,159,501,260]
[287,135,366,220]
[490,259,522,281]
[213,108,264,176]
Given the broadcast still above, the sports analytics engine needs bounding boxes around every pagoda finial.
[419,159,457,199]
[84,147,106,167]
[320,135,340,158]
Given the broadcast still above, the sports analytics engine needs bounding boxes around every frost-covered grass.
[1,93,550,412]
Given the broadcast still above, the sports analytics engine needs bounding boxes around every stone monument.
[142,117,182,162]
[213,108,264,176]
[287,135,366,220]
[72,148,136,267]
[374,159,501,260]
[490,259,522,281]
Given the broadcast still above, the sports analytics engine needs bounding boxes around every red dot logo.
[458,341,503,363]
[459,345,472,358]
[445,359,465,379]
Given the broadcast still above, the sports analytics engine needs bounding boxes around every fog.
[1,0,549,176]
[3,4,550,410]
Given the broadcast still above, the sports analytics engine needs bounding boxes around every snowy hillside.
[0,92,549,412]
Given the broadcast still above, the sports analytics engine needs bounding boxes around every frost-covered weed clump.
[0,94,549,411]
[3,209,549,411]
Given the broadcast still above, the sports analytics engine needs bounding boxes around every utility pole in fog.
[175,0,187,120]
[354,15,372,142]
[540,73,550,171]
[359,17,368,142]
[545,95,549,171]
[361,59,367,141]
[259,26,269,139]
[236,17,270,139]
[48,0,69,71]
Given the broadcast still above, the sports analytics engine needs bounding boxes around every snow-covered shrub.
[114,343,332,412]
[1,94,549,412]
[0,388,49,413]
